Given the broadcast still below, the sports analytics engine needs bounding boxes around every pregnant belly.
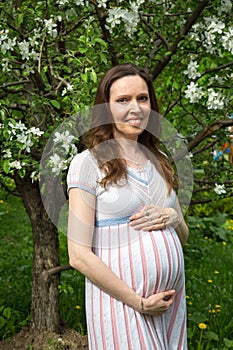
[93,225,184,297]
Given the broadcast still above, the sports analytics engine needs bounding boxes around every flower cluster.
[0,28,41,73]
[48,130,78,176]
[190,15,232,55]
[44,17,58,38]
[206,88,225,110]
[183,60,201,80]
[6,121,44,153]
[0,16,59,73]
[222,27,233,54]
[184,82,204,103]
[218,0,232,15]
[1,120,44,175]
[106,1,145,36]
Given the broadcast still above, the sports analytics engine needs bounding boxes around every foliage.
[1,189,233,348]
[184,217,233,349]
[0,190,85,339]
[0,0,232,203]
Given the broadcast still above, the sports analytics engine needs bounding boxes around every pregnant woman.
[67,63,189,349]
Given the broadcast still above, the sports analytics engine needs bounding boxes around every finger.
[142,222,167,231]
[163,290,176,301]
[129,216,149,227]
[129,210,147,221]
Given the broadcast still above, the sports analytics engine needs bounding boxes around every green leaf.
[50,100,60,109]
[90,69,97,83]
[18,168,26,178]
[81,73,88,82]
[224,338,233,348]
[205,331,219,341]
[3,307,11,320]
[0,316,6,328]
[3,160,10,174]
[79,47,87,54]
[15,13,24,28]
[93,38,107,47]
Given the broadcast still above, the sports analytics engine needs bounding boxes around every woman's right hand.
[140,290,176,316]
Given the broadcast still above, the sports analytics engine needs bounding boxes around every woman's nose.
[129,100,141,113]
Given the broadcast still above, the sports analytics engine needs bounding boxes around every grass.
[0,188,233,348]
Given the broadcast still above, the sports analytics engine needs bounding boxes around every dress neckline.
[127,160,151,172]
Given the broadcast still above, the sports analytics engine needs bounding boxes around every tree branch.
[94,6,119,66]
[47,264,72,276]
[140,13,171,51]
[151,0,211,80]
[194,61,233,82]
[0,80,29,88]
[175,118,233,160]
[192,137,219,155]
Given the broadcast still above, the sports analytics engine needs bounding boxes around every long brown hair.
[84,63,176,192]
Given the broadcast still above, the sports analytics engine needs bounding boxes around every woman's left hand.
[129,205,180,231]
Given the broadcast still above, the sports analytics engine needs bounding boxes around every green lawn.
[0,188,233,348]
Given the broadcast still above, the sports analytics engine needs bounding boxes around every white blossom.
[106,8,123,32]
[28,29,42,46]
[0,29,9,44]
[1,36,17,54]
[183,60,201,80]
[53,130,75,152]
[16,133,34,152]
[207,89,225,110]
[30,49,40,61]
[9,121,27,133]
[44,18,57,38]
[28,127,44,137]
[57,0,69,4]
[18,40,30,60]
[10,160,23,170]
[30,171,40,183]
[75,0,86,5]
[21,63,35,74]
[222,28,233,54]
[49,154,67,175]
[208,75,225,85]
[135,0,145,5]
[218,0,232,15]
[97,0,108,8]
[69,144,78,157]
[214,183,226,195]
[2,58,10,72]
[207,19,225,34]
[61,83,74,96]
[106,4,140,36]
[184,82,204,103]
[3,149,12,158]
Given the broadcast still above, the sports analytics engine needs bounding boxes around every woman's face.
[109,75,151,140]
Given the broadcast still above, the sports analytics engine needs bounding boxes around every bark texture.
[15,174,61,332]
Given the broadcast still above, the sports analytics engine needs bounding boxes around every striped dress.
[67,150,187,350]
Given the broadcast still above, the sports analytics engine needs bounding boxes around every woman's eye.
[138,95,149,102]
[117,98,128,103]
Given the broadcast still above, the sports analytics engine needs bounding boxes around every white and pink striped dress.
[67,150,187,350]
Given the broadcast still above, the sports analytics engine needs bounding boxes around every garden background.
[0,0,233,349]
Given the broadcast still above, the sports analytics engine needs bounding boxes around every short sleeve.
[67,150,98,196]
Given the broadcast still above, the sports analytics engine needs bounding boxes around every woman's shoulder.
[70,149,97,166]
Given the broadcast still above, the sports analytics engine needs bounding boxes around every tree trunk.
[15,174,61,332]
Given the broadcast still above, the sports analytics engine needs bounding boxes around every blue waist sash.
[95,215,131,227]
